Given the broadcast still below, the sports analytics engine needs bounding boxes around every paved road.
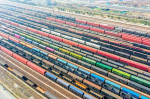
[0,85,16,99]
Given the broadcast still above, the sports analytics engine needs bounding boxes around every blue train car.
[25,39,32,43]
[121,87,140,99]
[32,48,41,56]
[56,78,70,88]
[78,68,90,76]
[32,41,39,46]
[83,93,95,99]
[45,72,57,81]
[67,63,78,70]
[104,80,121,94]
[40,51,48,56]
[32,48,40,53]
[69,85,84,97]
[57,58,67,65]
[141,96,149,99]
[90,73,105,86]
[63,65,75,72]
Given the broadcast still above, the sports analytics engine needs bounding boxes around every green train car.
[112,68,131,79]
[32,38,41,43]
[49,44,59,50]
[96,62,112,72]
[70,52,83,60]
[41,41,49,46]
[130,75,150,88]
[59,48,71,55]
[82,57,96,65]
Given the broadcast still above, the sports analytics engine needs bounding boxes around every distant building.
[31,0,51,6]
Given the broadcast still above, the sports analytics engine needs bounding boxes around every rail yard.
[0,0,150,99]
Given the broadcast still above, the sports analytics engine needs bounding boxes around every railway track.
[0,2,150,99]
[0,26,150,98]
[2,1,150,33]
[0,50,80,99]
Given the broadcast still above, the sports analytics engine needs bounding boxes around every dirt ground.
[0,60,47,99]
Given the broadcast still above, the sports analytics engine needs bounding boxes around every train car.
[78,68,91,76]
[31,54,42,65]
[91,65,108,76]
[90,73,105,86]
[62,75,73,83]
[108,72,128,84]
[49,44,60,50]
[67,63,78,70]
[45,72,57,81]
[101,88,123,99]
[56,58,67,65]
[70,52,83,60]
[82,57,96,65]
[89,90,104,99]
[104,80,121,94]
[53,65,68,74]
[59,48,70,55]
[83,79,101,92]
[69,85,84,97]
[141,96,149,99]
[130,75,150,88]
[112,68,131,79]
[83,93,95,99]
[74,80,87,91]
[56,78,70,88]
[96,62,112,72]
[67,72,83,82]
[41,59,54,69]
[128,80,150,94]
[64,55,78,63]
[120,87,140,99]
[23,50,33,60]
[36,87,46,94]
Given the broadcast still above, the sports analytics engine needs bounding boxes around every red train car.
[18,24,27,29]
[46,17,56,22]
[63,39,79,47]
[77,24,90,30]
[90,27,105,33]
[37,31,49,37]
[120,58,149,71]
[66,22,77,27]
[27,61,46,75]
[87,21,99,27]
[100,24,115,30]
[78,44,97,53]
[49,34,63,42]
[27,27,38,33]
[13,54,28,64]
[76,19,87,24]
[97,50,120,61]
[1,46,14,56]
[105,31,121,37]
[55,19,66,24]
[9,36,20,43]
[0,32,9,39]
